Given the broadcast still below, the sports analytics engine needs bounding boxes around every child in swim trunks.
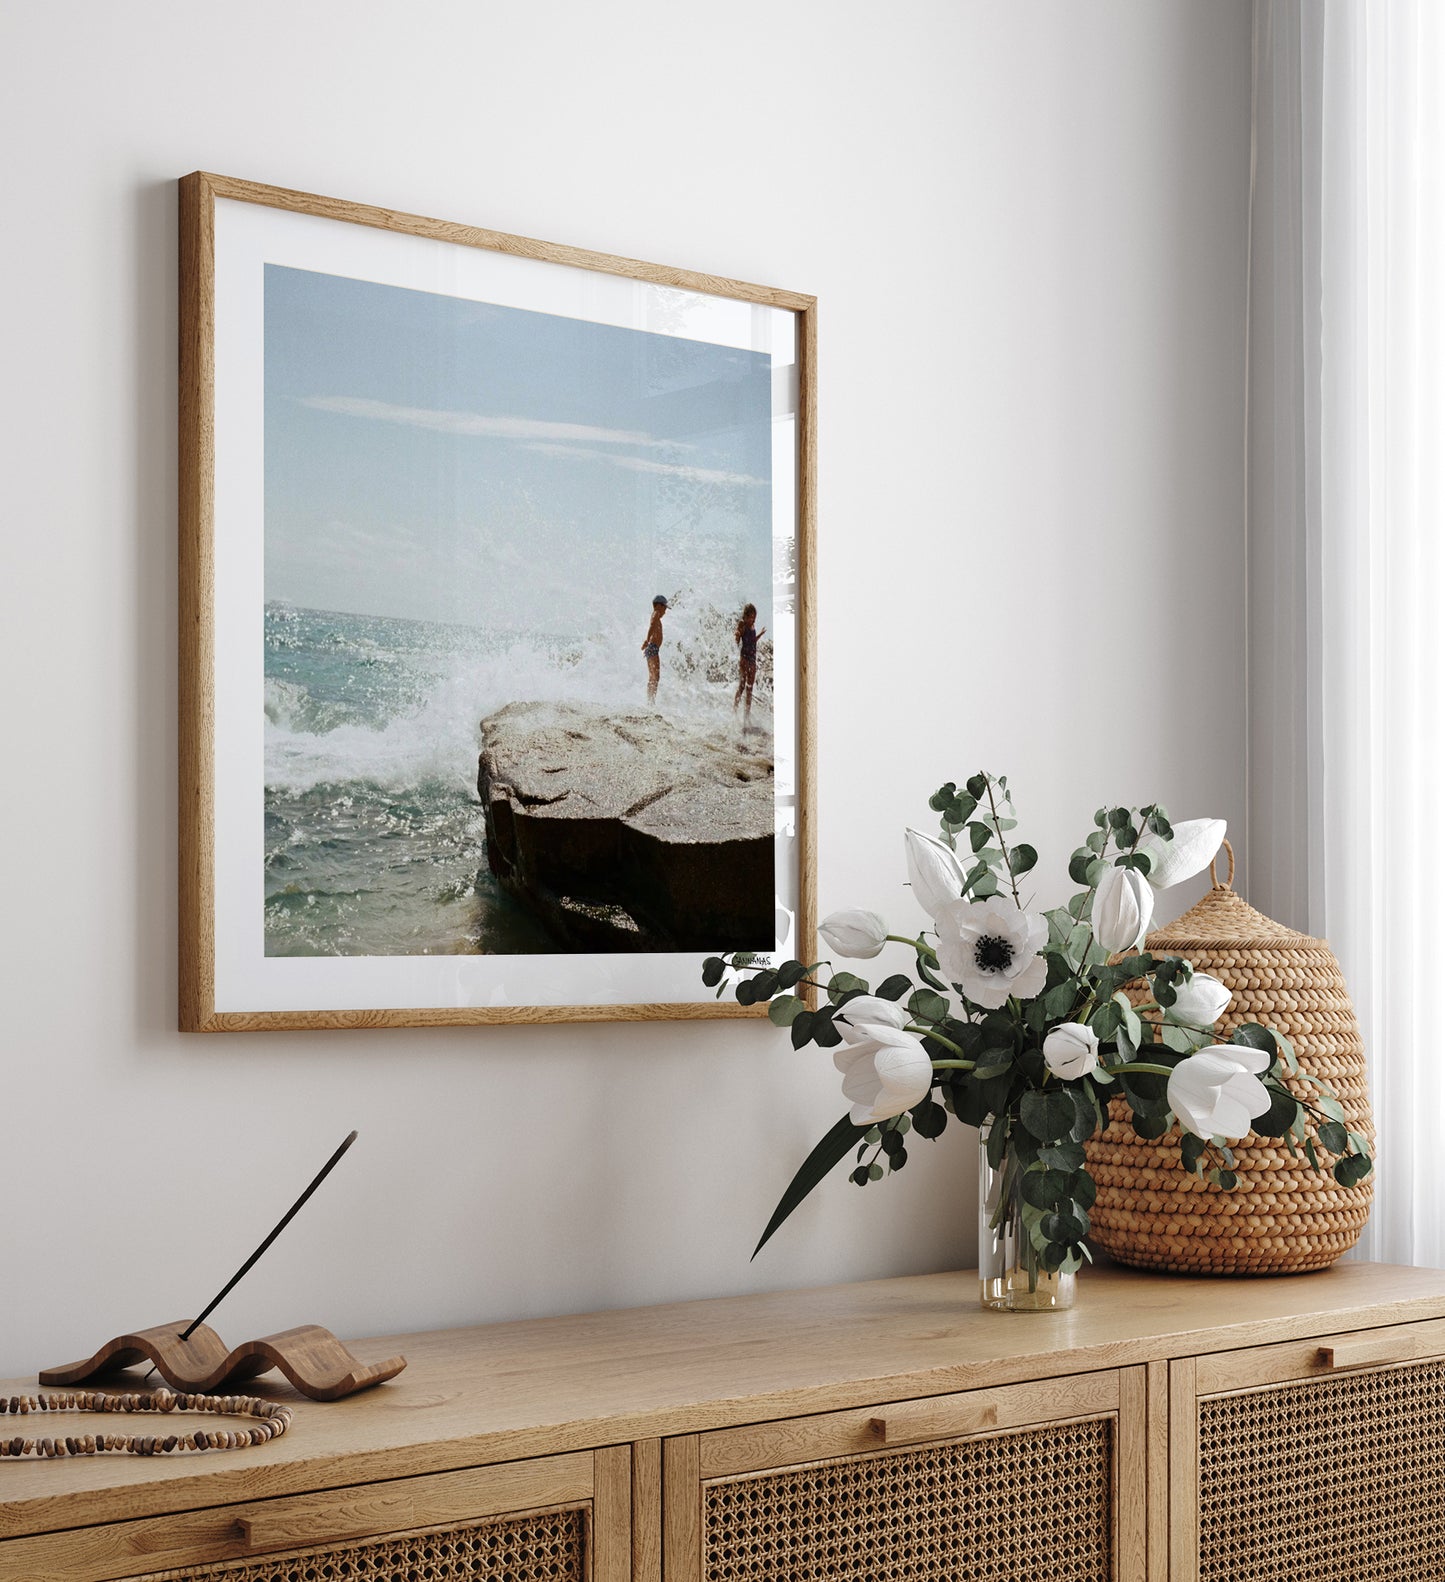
[734,603,766,726]
[642,595,667,704]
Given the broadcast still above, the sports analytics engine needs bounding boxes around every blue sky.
[264,265,773,636]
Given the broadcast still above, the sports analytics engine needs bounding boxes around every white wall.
[0,0,1253,1376]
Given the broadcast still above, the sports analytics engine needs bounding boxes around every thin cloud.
[521,441,765,487]
[298,395,679,450]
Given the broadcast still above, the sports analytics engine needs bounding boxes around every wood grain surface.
[3,1262,1445,1544]
[2,1454,594,1582]
[39,1320,405,1401]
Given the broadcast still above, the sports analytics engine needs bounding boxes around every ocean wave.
[264,592,773,795]
[264,677,357,734]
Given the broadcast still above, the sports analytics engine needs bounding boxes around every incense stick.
[179,1131,359,1342]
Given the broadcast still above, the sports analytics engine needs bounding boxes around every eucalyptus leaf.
[1020,1090,1077,1143]
[986,1114,1009,1168]
[1009,843,1039,877]
[1090,1000,1125,1041]
[908,989,950,1024]
[1318,1093,1347,1125]
[768,995,806,1027]
[752,1112,868,1257]
[1042,982,1079,1019]
[911,1099,948,1140]
[1021,1168,1072,1210]
[1162,1023,1199,1054]
[1318,1119,1349,1155]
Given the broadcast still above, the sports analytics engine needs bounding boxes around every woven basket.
[1085,842,1374,1275]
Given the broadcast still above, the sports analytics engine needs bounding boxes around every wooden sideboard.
[4,1262,1445,1581]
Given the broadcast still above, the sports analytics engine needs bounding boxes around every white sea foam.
[263,597,772,795]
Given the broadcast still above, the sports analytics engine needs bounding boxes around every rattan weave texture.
[1085,865,1374,1274]
[703,1417,1114,1582]
[1199,1361,1445,1581]
[126,1507,588,1581]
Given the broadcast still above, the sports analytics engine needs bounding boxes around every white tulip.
[1093,864,1155,953]
[934,895,1049,1010]
[819,908,889,959]
[1138,818,1227,890]
[1167,1046,1273,1140]
[833,1025,933,1125]
[904,827,966,921]
[1165,971,1232,1027]
[836,995,911,1039]
[1043,1022,1100,1081]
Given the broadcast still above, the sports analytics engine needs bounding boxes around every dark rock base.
[478,701,776,953]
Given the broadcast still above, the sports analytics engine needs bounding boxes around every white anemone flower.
[934,895,1049,1010]
[833,1025,933,1125]
[1165,971,1232,1027]
[904,828,967,921]
[1042,1022,1100,1081]
[819,908,889,959]
[1093,864,1154,953]
[1138,817,1227,890]
[1167,1046,1273,1140]
[836,995,911,1037]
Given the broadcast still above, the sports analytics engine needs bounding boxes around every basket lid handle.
[1209,837,1236,890]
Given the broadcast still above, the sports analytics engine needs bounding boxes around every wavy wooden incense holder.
[38,1131,405,1402]
[40,1322,406,1402]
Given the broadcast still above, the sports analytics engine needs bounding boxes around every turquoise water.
[263,600,771,956]
[264,604,562,956]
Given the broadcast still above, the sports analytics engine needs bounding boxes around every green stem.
[1110,1061,1175,1077]
[907,1027,965,1057]
[929,1058,975,1070]
[983,776,1024,908]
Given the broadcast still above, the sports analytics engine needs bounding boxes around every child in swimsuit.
[733,603,766,726]
[642,595,667,705]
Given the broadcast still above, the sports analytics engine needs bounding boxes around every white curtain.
[1248,1,1445,1266]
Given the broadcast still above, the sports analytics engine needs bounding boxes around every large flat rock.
[477,701,775,952]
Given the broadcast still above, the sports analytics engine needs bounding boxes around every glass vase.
[978,1122,1076,1312]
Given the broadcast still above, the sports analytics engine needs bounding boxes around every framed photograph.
[179,173,815,1031]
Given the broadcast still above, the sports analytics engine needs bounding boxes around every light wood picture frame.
[179,173,815,1031]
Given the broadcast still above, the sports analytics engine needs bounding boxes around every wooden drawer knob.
[1318,1334,1413,1371]
[870,1400,1000,1447]
[234,1489,416,1552]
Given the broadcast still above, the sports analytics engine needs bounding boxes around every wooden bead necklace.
[0,1388,292,1458]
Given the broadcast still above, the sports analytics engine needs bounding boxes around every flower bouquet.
[702,773,1373,1310]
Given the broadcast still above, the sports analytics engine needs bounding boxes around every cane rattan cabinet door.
[1173,1316,1445,1582]
[0,1447,631,1582]
[664,1369,1148,1582]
